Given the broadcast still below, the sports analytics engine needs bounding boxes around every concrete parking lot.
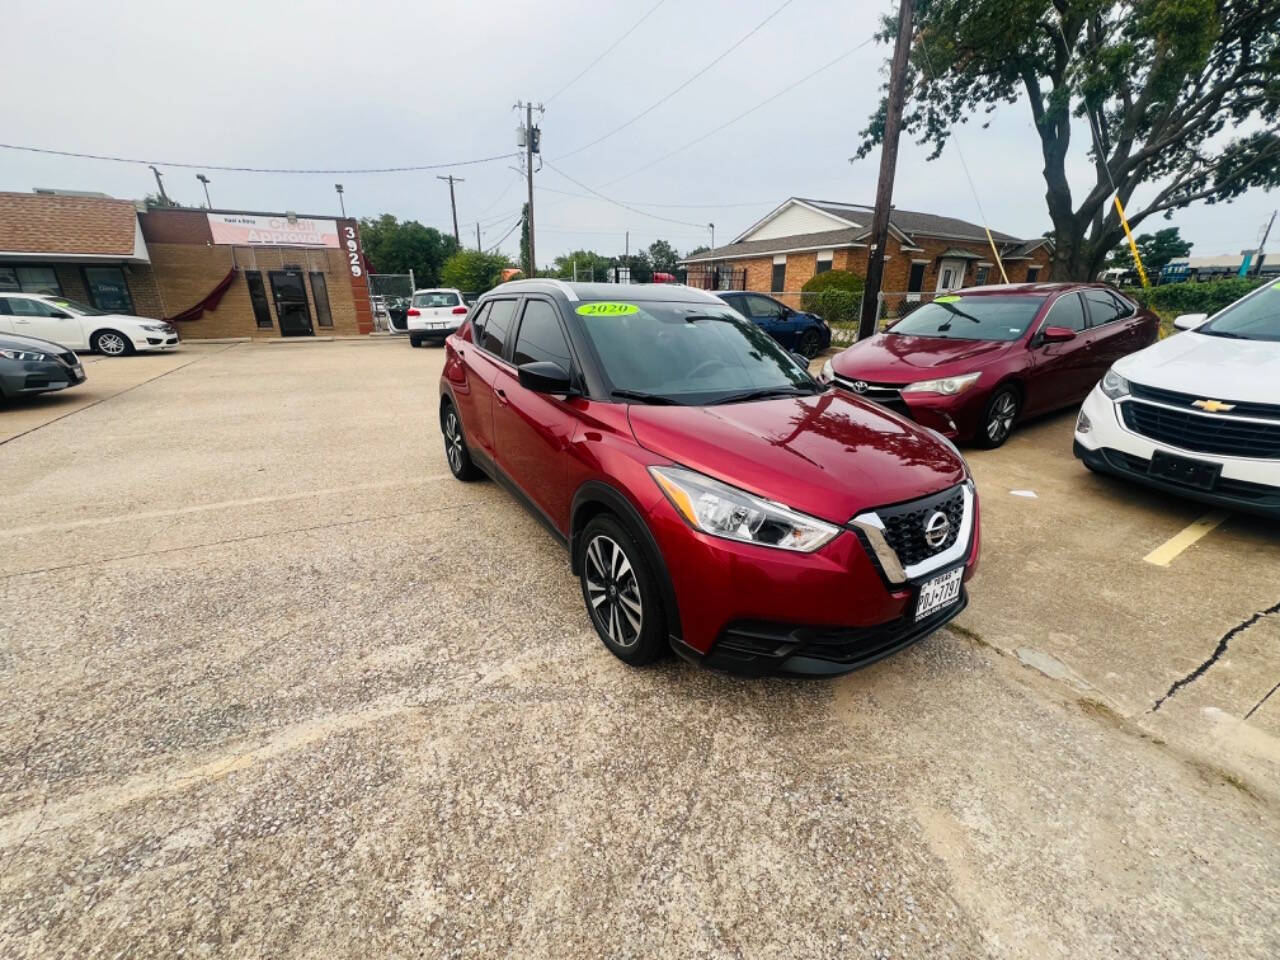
[2,339,1278,958]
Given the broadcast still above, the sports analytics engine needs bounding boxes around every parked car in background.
[407,288,469,347]
[0,331,85,399]
[818,283,1158,447]
[715,291,832,358]
[439,280,979,676]
[1075,280,1280,517]
[386,297,410,334]
[0,293,178,356]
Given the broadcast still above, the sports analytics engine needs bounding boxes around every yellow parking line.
[1143,511,1229,567]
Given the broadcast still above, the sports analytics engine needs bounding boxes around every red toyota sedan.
[439,280,980,676]
[819,283,1159,447]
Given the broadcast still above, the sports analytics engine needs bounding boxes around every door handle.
[495,387,509,405]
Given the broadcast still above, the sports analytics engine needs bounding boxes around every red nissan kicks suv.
[439,281,980,676]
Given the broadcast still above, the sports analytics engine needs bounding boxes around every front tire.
[440,402,481,481]
[976,386,1020,448]
[579,514,668,666]
[92,330,133,357]
[798,328,822,358]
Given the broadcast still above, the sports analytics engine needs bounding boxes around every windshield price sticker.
[935,295,962,303]
[577,302,638,316]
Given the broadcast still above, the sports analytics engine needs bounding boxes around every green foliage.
[359,215,459,287]
[800,270,865,324]
[551,249,613,282]
[440,250,513,294]
[647,239,680,273]
[1108,227,1193,273]
[684,245,711,258]
[1124,277,1268,315]
[859,0,1280,279]
[519,203,532,277]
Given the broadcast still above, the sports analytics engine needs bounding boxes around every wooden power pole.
[437,175,464,245]
[858,0,915,340]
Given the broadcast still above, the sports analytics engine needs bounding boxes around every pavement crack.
[1151,598,1280,712]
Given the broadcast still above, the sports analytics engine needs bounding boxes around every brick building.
[0,191,373,339]
[680,198,1053,311]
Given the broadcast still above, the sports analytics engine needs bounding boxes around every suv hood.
[1115,331,1280,402]
[832,333,1012,383]
[627,391,967,523]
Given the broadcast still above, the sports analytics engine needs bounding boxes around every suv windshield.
[412,291,460,308]
[1199,283,1280,342]
[888,295,1047,341]
[575,300,820,404]
[45,296,107,317]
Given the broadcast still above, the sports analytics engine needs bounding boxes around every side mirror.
[518,360,576,395]
[1173,313,1209,331]
[789,351,811,369]
[1040,325,1077,343]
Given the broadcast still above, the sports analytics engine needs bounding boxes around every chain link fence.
[767,289,942,347]
[367,273,415,333]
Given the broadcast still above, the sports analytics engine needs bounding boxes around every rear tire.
[410,336,423,348]
[92,329,133,357]
[578,514,668,667]
[440,402,481,481]
[976,386,1019,448]
[798,328,822,358]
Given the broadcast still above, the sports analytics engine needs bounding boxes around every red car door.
[1024,291,1092,414]
[491,297,579,530]
[1083,289,1156,376]
[455,298,520,459]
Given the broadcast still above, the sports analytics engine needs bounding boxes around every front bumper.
[408,320,461,338]
[1074,385,1280,517]
[137,332,180,351]
[0,356,85,396]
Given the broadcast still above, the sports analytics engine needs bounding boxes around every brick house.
[0,190,373,339]
[680,197,1053,312]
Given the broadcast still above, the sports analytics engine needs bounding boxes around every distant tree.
[617,251,654,283]
[358,215,459,286]
[1107,226,1193,274]
[440,250,512,294]
[519,203,532,277]
[552,249,613,282]
[684,245,710,258]
[647,239,680,273]
[143,192,179,209]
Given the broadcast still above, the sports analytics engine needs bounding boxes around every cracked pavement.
[2,339,1279,958]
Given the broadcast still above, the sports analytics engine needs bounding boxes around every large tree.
[647,239,680,273]
[358,214,459,286]
[857,0,1280,279]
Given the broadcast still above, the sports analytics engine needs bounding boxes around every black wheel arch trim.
[570,480,683,643]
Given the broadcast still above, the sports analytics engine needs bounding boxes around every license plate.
[72,365,83,376]
[915,567,963,622]
[1149,450,1220,491]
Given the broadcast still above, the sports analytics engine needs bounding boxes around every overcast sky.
[4,0,1274,264]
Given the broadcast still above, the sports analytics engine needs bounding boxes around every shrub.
[440,250,514,295]
[1122,277,1268,317]
[800,270,864,325]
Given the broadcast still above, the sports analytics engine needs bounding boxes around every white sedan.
[1074,280,1280,517]
[406,288,469,347]
[0,292,178,356]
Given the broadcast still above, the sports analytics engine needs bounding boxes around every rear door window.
[1084,290,1123,327]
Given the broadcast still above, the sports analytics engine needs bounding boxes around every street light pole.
[709,223,715,250]
[196,174,212,208]
[335,183,346,218]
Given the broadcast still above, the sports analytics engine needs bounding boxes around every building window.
[975,266,990,285]
[82,266,135,313]
[1027,266,1041,282]
[907,262,926,293]
[815,250,833,275]
[0,267,18,291]
[2,265,62,294]
[245,271,274,329]
[309,272,333,327]
[771,257,786,292]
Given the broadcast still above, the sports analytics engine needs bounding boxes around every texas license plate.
[915,567,963,621]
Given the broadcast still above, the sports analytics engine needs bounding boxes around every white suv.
[1074,281,1280,517]
[406,288,469,347]
[0,293,178,356]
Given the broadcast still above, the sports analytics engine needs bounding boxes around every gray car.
[0,331,85,400]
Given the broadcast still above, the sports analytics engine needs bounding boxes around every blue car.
[715,291,832,358]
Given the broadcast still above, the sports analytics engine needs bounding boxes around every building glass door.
[269,270,313,337]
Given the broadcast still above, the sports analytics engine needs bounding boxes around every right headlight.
[1100,368,1130,400]
[649,465,839,553]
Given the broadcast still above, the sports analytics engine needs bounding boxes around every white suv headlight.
[902,372,981,396]
[649,465,839,553]
[1100,368,1130,400]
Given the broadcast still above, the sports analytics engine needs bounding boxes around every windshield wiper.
[610,389,684,405]
[1199,328,1247,339]
[710,386,813,405]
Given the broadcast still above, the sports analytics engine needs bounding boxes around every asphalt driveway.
[2,339,1278,958]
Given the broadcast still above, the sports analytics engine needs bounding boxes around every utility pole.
[195,174,212,208]
[709,223,715,250]
[475,222,482,252]
[437,175,464,244]
[1253,210,1276,276]
[149,165,171,206]
[515,100,543,274]
[858,0,914,340]
[335,184,346,218]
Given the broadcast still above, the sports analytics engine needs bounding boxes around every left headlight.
[649,465,840,553]
[1100,368,1130,400]
[902,371,981,396]
[0,348,48,361]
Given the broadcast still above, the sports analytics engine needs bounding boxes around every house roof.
[0,191,143,257]
[681,227,867,263]
[797,199,1021,243]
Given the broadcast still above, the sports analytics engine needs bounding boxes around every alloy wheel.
[987,392,1017,443]
[98,333,127,356]
[584,535,643,648]
[443,410,464,475]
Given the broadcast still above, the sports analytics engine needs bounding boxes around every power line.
[0,142,520,175]
[552,0,798,163]
[542,161,706,228]
[536,184,773,208]
[545,0,669,104]
[602,36,874,188]
[486,215,523,253]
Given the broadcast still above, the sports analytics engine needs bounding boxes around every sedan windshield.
[888,295,1047,341]
[413,291,460,308]
[46,296,107,317]
[575,301,820,404]
[1199,283,1280,342]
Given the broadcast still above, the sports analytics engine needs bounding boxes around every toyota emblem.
[923,510,951,549]
[852,380,869,393]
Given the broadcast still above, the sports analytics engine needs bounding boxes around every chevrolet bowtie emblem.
[1192,399,1235,413]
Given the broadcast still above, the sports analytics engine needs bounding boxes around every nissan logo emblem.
[852,380,869,393]
[923,510,950,549]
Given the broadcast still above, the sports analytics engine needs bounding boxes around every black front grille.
[1130,382,1280,421]
[56,351,77,366]
[876,485,965,568]
[1121,402,1280,459]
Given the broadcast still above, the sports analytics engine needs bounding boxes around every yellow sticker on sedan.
[935,295,962,303]
[576,302,638,316]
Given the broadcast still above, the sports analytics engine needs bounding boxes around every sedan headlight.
[901,372,981,396]
[1100,368,1130,400]
[0,348,48,361]
[141,323,172,333]
[649,465,839,553]
[819,359,835,384]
